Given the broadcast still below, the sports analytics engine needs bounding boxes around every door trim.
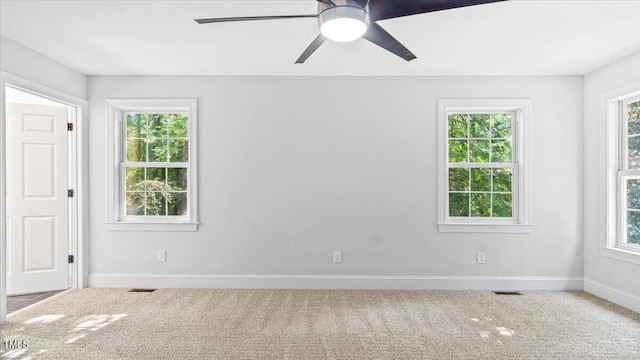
[0,72,88,323]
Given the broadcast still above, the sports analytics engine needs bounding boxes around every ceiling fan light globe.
[318,5,370,43]
[321,18,367,42]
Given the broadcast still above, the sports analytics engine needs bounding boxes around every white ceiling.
[1,0,640,76]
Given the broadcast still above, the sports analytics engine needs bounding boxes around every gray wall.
[584,51,640,308]
[1,35,87,99]
[88,75,584,288]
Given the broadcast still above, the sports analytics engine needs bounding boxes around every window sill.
[105,222,198,232]
[600,247,640,265]
[437,223,533,234]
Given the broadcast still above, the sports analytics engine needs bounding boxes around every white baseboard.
[584,278,640,313]
[89,273,584,291]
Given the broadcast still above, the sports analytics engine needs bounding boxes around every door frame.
[0,71,89,323]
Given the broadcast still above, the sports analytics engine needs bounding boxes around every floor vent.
[494,291,523,295]
[128,288,157,293]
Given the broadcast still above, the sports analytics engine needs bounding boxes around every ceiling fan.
[195,0,506,64]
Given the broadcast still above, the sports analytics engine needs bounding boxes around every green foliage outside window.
[447,113,513,218]
[126,113,188,162]
[124,113,189,216]
[625,101,640,245]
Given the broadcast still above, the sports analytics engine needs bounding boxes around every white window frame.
[437,99,532,233]
[106,99,198,231]
[602,84,640,264]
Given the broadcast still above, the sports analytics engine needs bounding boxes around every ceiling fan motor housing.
[318,0,371,42]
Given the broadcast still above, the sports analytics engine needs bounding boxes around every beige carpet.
[1,289,638,359]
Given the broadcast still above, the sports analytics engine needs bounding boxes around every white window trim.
[602,83,640,262]
[437,99,532,233]
[105,99,199,231]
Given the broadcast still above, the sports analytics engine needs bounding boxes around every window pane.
[126,139,146,162]
[444,109,520,223]
[627,178,640,209]
[471,193,491,217]
[627,100,640,135]
[168,192,187,216]
[148,140,168,162]
[448,168,469,191]
[470,168,491,191]
[491,113,511,139]
[168,168,188,191]
[491,140,512,163]
[119,105,193,222]
[492,194,512,217]
[125,192,145,215]
[125,168,145,190]
[145,167,167,191]
[493,168,512,192]
[168,114,189,138]
[146,192,167,216]
[448,140,468,163]
[169,139,188,162]
[470,140,490,163]
[469,114,490,138]
[449,193,469,217]
[148,114,168,138]
[628,136,640,169]
[448,114,467,138]
[126,114,148,138]
[627,211,640,245]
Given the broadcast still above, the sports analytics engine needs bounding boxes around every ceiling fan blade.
[353,0,369,8]
[362,23,416,62]
[295,34,327,64]
[369,0,507,21]
[195,14,317,24]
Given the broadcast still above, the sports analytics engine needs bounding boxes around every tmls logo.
[2,339,29,349]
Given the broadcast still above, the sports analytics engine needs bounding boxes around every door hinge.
[67,123,73,131]
[68,255,74,264]
[68,189,74,197]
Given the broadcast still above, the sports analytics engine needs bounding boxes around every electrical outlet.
[158,250,166,262]
[333,251,342,264]
[477,252,486,264]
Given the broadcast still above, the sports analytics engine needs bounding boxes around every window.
[616,95,640,252]
[106,99,198,231]
[438,99,531,233]
[603,84,640,263]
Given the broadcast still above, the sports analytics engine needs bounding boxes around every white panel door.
[6,103,69,295]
